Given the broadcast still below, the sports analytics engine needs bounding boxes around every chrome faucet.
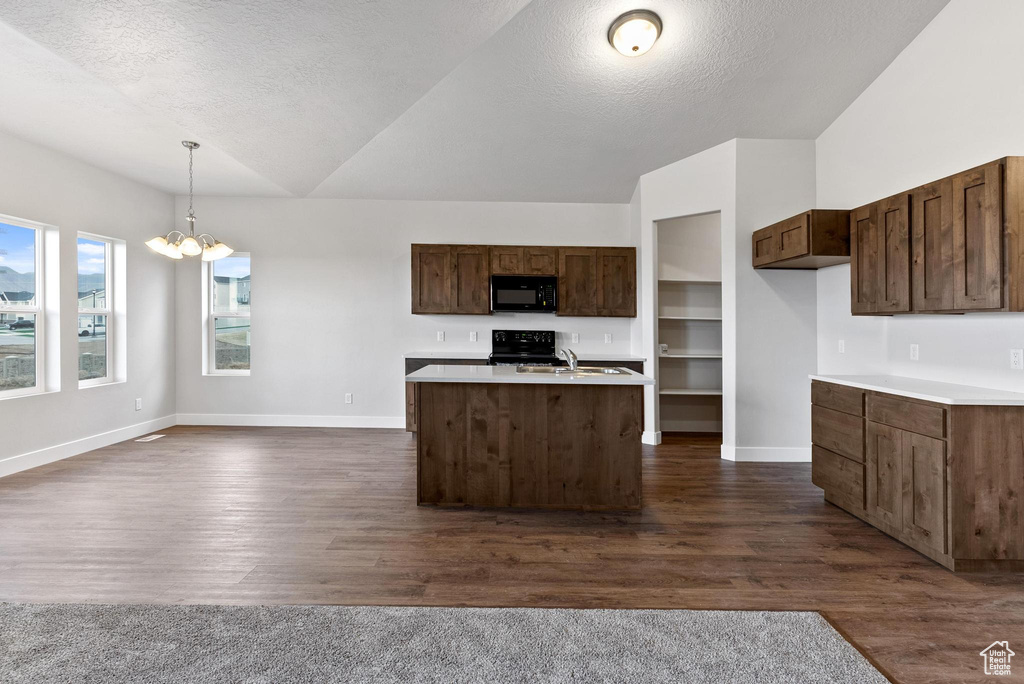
[560,348,578,371]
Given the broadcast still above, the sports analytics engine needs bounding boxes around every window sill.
[79,378,125,390]
[0,388,59,402]
[203,371,251,377]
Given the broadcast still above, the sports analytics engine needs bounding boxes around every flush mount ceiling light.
[608,9,662,57]
[146,141,234,261]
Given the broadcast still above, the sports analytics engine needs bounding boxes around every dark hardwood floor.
[0,427,1020,683]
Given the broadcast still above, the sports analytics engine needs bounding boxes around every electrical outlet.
[838,340,845,354]
[345,393,353,404]
[469,331,477,342]
[1011,349,1024,370]
[604,333,612,344]
[571,333,580,344]
[910,344,919,361]
[436,331,445,342]
[135,398,142,411]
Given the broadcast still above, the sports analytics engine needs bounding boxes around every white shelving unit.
[656,214,723,433]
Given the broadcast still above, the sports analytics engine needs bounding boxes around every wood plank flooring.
[0,427,1021,683]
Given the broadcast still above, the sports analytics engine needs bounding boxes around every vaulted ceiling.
[0,0,949,202]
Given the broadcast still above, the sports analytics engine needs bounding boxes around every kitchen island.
[406,364,654,510]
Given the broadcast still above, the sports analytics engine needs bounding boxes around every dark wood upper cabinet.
[952,161,1003,311]
[489,246,523,275]
[558,247,598,316]
[413,244,635,317]
[752,210,850,269]
[522,247,558,275]
[411,244,452,314]
[848,157,1024,315]
[912,178,955,312]
[450,245,490,315]
[850,204,879,314]
[596,248,637,317]
[876,193,912,314]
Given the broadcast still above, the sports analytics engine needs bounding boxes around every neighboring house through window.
[77,234,113,386]
[0,216,45,397]
[208,253,250,374]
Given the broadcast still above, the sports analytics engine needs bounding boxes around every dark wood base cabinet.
[414,382,642,510]
[811,380,1024,571]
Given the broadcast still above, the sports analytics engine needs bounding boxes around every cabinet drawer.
[812,381,864,416]
[752,226,776,267]
[811,405,864,462]
[777,214,810,260]
[866,394,946,439]
[812,446,864,509]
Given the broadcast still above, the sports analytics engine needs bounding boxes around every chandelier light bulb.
[179,236,203,256]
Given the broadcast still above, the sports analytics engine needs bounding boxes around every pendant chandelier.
[146,141,234,261]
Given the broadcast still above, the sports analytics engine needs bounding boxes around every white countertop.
[404,350,646,362]
[408,364,655,386]
[810,374,1024,406]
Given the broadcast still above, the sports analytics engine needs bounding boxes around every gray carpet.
[0,603,886,683]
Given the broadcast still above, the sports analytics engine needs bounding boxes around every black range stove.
[488,329,559,366]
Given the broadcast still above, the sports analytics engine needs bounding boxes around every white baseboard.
[0,414,177,479]
[721,445,811,462]
[175,413,406,429]
[641,430,662,445]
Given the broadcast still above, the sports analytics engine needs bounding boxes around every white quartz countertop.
[408,364,655,386]
[810,374,1024,406]
[404,350,646,362]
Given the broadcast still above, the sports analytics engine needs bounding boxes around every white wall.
[174,197,632,424]
[0,130,177,474]
[637,139,818,460]
[637,140,737,446]
[734,139,817,457]
[816,0,1024,392]
[656,213,722,282]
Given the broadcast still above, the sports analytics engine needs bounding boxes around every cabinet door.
[411,244,451,314]
[912,179,955,311]
[952,161,1004,310]
[866,421,903,528]
[450,245,490,315]
[490,246,523,275]
[901,432,947,553]
[405,383,417,433]
[876,194,911,313]
[558,248,598,316]
[776,214,810,261]
[850,204,879,314]
[596,247,636,317]
[752,226,776,267]
[522,247,558,275]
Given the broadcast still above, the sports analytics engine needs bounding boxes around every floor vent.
[135,434,166,442]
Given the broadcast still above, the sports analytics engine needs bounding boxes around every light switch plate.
[838,340,845,354]
[571,333,580,344]
[469,331,477,342]
[604,333,612,344]
[436,331,445,342]
[1012,349,1024,370]
[910,344,919,361]
[135,398,142,411]
[345,393,353,404]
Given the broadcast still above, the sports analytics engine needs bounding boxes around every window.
[77,234,112,386]
[0,218,43,397]
[209,254,250,374]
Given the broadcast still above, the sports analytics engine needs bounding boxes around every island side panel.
[417,382,502,506]
[417,380,642,509]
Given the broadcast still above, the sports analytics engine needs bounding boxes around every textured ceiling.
[0,0,950,202]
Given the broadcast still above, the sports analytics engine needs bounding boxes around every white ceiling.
[0,0,950,202]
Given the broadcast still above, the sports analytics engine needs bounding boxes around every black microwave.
[491,275,557,312]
